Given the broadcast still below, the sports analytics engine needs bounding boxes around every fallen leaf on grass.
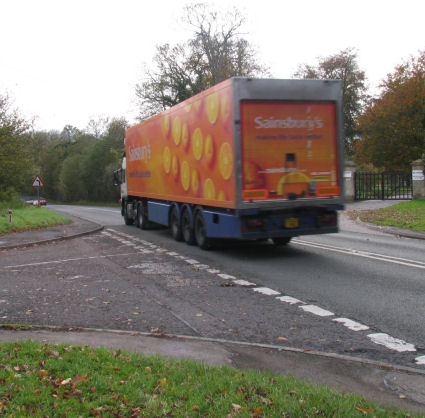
[232,403,241,411]
[72,374,88,385]
[38,370,48,377]
[355,405,373,415]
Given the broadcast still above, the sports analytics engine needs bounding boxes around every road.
[3,203,425,369]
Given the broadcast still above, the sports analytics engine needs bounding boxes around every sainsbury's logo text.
[254,116,323,130]
[128,144,151,163]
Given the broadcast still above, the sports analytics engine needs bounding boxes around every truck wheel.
[123,202,134,225]
[136,202,150,230]
[170,206,183,241]
[181,208,195,245]
[272,237,292,246]
[194,210,212,250]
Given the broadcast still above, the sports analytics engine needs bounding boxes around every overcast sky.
[1,0,424,132]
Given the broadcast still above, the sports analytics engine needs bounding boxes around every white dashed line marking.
[415,356,425,365]
[276,296,303,305]
[184,259,200,265]
[233,279,256,287]
[217,273,237,280]
[333,318,369,331]
[367,333,416,352]
[101,230,422,362]
[193,264,210,270]
[253,287,281,296]
[300,305,334,317]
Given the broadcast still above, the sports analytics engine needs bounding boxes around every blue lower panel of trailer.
[147,201,171,226]
[203,211,241,238]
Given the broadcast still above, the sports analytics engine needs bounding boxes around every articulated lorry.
[114,77,344,249]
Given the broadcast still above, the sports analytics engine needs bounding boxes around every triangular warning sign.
[32,175,44,187]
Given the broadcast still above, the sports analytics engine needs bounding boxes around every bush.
[0,188,26,214]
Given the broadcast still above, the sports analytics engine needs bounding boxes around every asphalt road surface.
[2,203,425,370]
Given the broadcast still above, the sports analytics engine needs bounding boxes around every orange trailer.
[115,78,344,249]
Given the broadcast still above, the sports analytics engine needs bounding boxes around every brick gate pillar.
[344,161,357,201]
[411,159,425,200]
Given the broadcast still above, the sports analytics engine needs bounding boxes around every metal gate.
[355,172,412,200]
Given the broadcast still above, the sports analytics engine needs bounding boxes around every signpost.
[31,175,44,206]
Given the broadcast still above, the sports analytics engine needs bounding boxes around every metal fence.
[355,172,412,200]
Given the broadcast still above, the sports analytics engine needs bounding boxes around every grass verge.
[354,201,425,232]
[0,340,417,417]
[0,206,72,234]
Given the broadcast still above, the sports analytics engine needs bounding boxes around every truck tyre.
[123,202,134,225]
[181,207,195,245]
[136,202,150,230]
[272,237,292,246]
[194,209,212,250]
[170,206,183,241]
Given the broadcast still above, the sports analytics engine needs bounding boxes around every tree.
[136,3,268,119]
[0,93,33,199]
[294,48,369,156]
[355,51,425,171]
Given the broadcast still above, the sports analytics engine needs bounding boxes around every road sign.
[32,175,44,188]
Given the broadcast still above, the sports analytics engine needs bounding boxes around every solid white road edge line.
[293,239,425,270]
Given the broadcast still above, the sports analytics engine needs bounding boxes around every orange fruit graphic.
[172,116,181,145]
[172,155,179,179]
[206,92,219,124]
[203,178,216,200]
[163,146,171,173]
[181,161,190,191]
[244,161,265,189]
[193,99,203,114]
[219,142,233,180]
[220,95,231,122]
[205,135,215,166]
[277,172,310,194]
[192,128,203,161]
[162,115,170,139]
[217,190,226,201]
[182,123,189,150]
[191,169,200,194]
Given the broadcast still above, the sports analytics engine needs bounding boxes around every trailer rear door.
[240,100,340,201]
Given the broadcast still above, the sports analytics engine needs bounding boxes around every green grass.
[0,341,418,417]
[358,200,425,231]
[0,206,72,234]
